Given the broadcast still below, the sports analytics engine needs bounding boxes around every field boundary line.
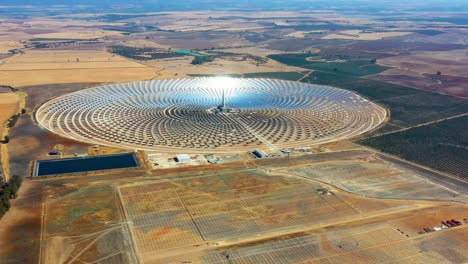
[38,202,45,264]
[364,147,468,192]
[116,185,141,264]
[296,70,313,82]
[362,112,468,139]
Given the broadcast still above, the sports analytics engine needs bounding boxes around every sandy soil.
[0,91,24,182]
[211,46,294,56]
[372,49,468,97]
[0,17,126,42]
[0,93,19,126]
[323,30,412,40]
[143,55,305,76]
[33,30,123,40]
[0,41,23,54]
[408,30,468,45]
[123,39,172,49]
[23,18,126,28]
[0,50,157,86]
[1,145,466,263]
[378,49,468,77]
[0,180,43,264]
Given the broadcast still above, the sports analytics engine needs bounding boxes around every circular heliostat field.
[36,77,386,152]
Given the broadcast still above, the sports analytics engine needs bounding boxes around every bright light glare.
[208,76,241,91]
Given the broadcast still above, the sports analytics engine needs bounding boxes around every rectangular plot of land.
[41,185,138,264]
[118,171,361,257]
[203,223,451,264]
[289,161,461,200]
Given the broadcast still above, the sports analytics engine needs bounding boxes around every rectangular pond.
[174,49,205,57]
[34,152,139,176]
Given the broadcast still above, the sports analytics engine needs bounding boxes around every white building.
[176,154,191,163]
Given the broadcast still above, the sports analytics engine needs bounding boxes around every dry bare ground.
[0,41,23,54]
[372,49,468,97]
[378,49,468,77]
[322,30,412,40]
[33,30,123,40]
[35,152,468,263]
[0,93,18,128]
[0,89,24,182]
[142,55,305,76]
[0,180,42,263]
[0,50,157,86]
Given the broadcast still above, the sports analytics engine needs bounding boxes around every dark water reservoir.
[35,153,139,176]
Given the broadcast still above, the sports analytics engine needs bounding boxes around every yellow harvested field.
[0,61,145,70]
[0,31,32,41]
[378,49,468,77]
[0,50,157,86]
[1,50,129,63]
[33,30,122,40]
[0,92,18,183]
[322,30,412,40]
[143,56,305,76]
[0,41,23,53]
[158,21,265,32]
[124,40,171,49]
[0,93,19,126]
[24,18,126,28]
[0,68,156,87]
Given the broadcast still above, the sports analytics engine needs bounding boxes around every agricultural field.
[371,49,468,98]
[268,53,389,77]
[0,41,23,54]
[301,71,468,125]
[378,49,468,78]
[0,87,22,182]
[0,89,19,133]
[321,30,412,40]
[41,184,135,263]
[287,160,465,201]
[267,56,468,131]
[268,54,468,179]
[32,30,123,40]
[360,116,468,180]
[141,55,304,77]
[0,50,157,86]
[243,71,307,81]
[2,150,467,264]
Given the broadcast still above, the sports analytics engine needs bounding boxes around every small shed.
[176,154,191,163]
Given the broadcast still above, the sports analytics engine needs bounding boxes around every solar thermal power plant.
[35,77,387,153]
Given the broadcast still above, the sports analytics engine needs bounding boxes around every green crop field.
[188,72,305,81]
[269,53,468,179]
[268,54,389,77]
[298,71,468,133]
[359,116,468,179]
[243,71,305,81]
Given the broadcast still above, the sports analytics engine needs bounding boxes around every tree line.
[0,175,23,218]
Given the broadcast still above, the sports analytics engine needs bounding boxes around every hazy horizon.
[1,0,467,13]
